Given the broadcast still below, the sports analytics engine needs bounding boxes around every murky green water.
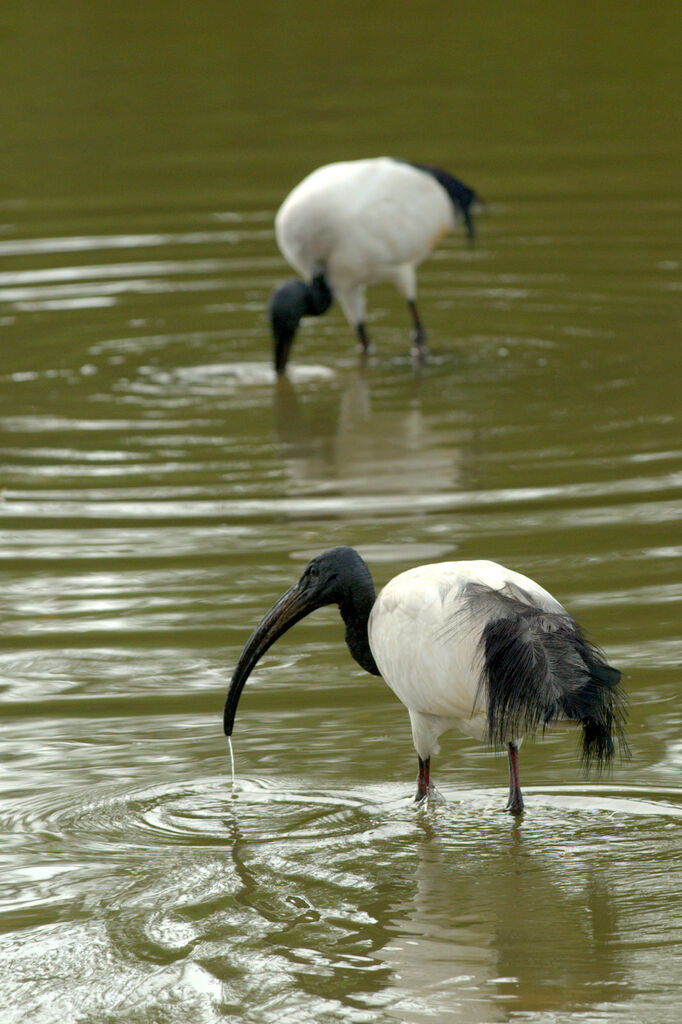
[1,3,680,1022]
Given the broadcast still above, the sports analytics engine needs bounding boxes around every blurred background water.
[0,2,680,1022]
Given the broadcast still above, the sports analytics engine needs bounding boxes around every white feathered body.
[274,158,457,328]
[368,560,565,758]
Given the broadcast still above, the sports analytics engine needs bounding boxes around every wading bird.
[269,158,480,375]
[225,547,627,813]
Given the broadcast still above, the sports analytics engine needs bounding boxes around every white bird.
[225,547,627,812]
[268,157,480,374]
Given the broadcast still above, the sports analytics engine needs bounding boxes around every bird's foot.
[506,791,525,815]
[414,784,445,807]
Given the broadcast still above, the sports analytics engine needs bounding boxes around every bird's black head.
[223,547,376,737]
[269,279,308,375]
[268,274,333,375]
[299,545,374,614]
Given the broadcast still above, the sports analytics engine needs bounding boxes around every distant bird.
[225,547,627,812]
[269,157,480,375]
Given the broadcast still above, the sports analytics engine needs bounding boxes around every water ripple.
[0,228,272,258]
[4,777,682,864]
[2,777,681,1024]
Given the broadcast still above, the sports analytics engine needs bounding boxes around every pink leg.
[506,742,525,814]
[415,756,431,802]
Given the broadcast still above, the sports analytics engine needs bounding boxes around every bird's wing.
[370,560,625,759]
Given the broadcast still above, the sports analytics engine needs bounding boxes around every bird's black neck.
[341,609,381,676]
[305,272,333,317]
[337,565,381,677]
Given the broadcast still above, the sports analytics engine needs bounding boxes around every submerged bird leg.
[408,300,427,358]
[506,742,525,815]
[415,755,431,802]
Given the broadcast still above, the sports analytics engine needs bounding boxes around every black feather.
[407,162,479,239]
[461,583,628,768]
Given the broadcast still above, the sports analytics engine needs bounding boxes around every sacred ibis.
[269,158,480,375]
[225,547,627,813]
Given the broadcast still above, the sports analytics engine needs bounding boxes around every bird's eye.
[308,564,319,580]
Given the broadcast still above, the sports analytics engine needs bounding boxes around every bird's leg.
[415,755,431,802]
[355,322,372,354]
[407,300,428,359]
[506,742,525,814]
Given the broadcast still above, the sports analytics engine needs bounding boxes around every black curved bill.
[224,581,312,736]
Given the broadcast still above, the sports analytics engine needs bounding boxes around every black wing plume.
[463,583,629,768]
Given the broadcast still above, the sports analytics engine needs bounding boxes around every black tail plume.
[561,645,629,769]
[409,162,479,240]
[480,600,628,770]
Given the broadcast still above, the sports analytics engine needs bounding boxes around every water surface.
[1,3,680,1022]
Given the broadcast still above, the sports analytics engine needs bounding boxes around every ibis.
[269,157,480,374]
[224,547,627,813]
